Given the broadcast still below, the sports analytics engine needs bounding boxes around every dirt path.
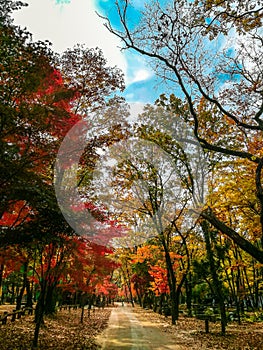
[96,303,185,350]
[96,303,263,350]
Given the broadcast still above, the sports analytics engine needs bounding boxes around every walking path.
[96,303,184,350]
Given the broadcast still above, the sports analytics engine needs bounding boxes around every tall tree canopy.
[101,0,263,262]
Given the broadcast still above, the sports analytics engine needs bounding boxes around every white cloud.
[125,52,154,86]
[128,69,153,84]
[12,0,127,74]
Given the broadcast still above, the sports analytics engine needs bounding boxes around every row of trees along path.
[0,1,125,348]
[1,0,263,349]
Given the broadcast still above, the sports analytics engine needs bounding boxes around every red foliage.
[46,237,118,297]
[0,246,27,278]
[149,265,169,296]
[0,200,32,227]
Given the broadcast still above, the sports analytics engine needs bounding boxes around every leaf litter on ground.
[135,306,263,350]
[1,305,263,349]
[0,307,111,349]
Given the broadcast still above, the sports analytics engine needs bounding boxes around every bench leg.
[205,319,209,333]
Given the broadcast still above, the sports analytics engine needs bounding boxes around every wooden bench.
[0,307,34,325]
[58,304,80,311]
[196,313,218,333]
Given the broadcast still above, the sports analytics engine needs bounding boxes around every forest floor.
[0,303,263,349]
[0,304,110,349]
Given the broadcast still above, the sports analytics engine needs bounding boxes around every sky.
[11,0,164,115]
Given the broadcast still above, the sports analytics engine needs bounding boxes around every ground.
[97,303,263,350]
[0,304,110,349]
[1,303,263,349]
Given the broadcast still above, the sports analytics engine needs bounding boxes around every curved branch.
[178,56,262,131]
[201,208,263,263]
[98,2,261,163]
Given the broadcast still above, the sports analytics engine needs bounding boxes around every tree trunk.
[201,220,227,334]
[80,306,85,323]
[253,260,259,310]
[158,293,164,314]
[0,264,4,305]
[16,284,25,311]
[135,286,142,306]
[26,276,33,308]
[44,284,57,315]
[123,265,134,307]
[16,262,29,310]
[185,274,193,316]
[162,239,178,324]
[32,288,45,349]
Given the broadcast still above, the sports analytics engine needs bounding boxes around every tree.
[101,0,263,262]
[200,220,228,334]
[0,19,80,231]
[54,45,130,245]
[59,45,125,115]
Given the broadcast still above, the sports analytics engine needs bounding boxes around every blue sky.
[12,0,165,107]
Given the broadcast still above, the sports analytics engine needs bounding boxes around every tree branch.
[201,208,263,263]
